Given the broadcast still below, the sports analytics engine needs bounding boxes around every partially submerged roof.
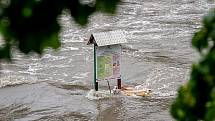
[87,30,127,46]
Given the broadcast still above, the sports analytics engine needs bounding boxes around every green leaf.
[0,0,120,58]
[0,42,11,60]
[192,28,208,52]
[203,9,215,30]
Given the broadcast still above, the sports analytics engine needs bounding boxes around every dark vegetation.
[0,0,120,59]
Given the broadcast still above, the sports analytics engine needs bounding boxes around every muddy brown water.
[0,0,215,120]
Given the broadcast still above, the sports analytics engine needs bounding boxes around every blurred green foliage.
[171,9,215,121]
[0,0,120,59]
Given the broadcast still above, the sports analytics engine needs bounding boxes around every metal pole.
[118,45,122,89]
[117,78,121,89]
[94,45,98,91]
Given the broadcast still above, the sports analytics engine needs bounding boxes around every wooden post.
[95,81,98,91]
[94,45,98,91]
[107,80,111,94]
[117,78,121,89]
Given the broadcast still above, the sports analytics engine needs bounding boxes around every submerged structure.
[87,30,127,91]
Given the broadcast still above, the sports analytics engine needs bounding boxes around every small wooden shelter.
[87,30,127,91]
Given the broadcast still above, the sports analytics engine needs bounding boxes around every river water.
[0,0,214,121]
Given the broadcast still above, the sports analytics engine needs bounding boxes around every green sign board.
[97,55,113,80]
[96,44,121,81]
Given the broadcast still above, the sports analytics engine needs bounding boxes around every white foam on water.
[153,91,176,98]
[70,80,87,86]
[61,47,79,51]
[80,72,90,77]
[72,72,90,79]
[42,54,67,61]
[67,47,79,50]
[72,76,85,79]
[0,76,39,88]
[86,86,152,100]
[137,65,188,98]
[86,89,113,100]
[134,85,151,91]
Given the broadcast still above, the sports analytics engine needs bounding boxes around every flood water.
[0,0,215,121]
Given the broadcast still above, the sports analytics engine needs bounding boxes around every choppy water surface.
[0,0,215,120]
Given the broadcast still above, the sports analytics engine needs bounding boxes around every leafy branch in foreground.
[0,0,120,59]
[171,9,215,121]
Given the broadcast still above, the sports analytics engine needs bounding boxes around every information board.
[96,44,121,81]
